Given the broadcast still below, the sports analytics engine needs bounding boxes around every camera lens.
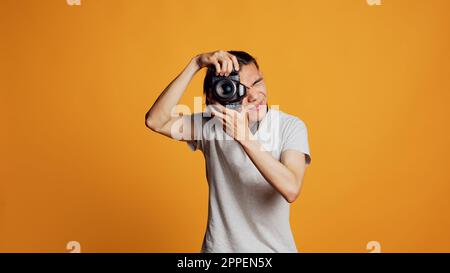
[215,80,236,99]
[223,83,233,94]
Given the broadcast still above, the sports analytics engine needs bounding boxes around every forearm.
[239,139,300,203]
[145,56,200,130]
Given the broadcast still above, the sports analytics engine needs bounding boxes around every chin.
[248,106,268,123]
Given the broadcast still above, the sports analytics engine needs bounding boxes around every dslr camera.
[209,68,247,111]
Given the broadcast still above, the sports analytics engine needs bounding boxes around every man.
[145,50,311,253]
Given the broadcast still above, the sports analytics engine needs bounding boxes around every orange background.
[1,0,450,252]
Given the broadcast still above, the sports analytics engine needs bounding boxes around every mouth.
[248,104,264,112]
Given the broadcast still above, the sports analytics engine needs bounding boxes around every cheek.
[243,90,267,105]
[257,87,267,100]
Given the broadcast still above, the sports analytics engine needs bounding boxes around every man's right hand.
[194,50,240,76]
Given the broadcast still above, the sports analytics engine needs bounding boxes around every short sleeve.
[184,112,204,152]
[281,118,311,165]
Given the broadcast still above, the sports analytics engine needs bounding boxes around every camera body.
[210,69,246,110]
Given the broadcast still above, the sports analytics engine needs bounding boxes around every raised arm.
[145,50,239,140]
[145,56,200,139]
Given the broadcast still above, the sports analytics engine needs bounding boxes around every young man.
[145,50,311,253]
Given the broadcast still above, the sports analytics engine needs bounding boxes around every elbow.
[285,191,299,203]
[285,184,301,204]
[145,112,159,132]
[145,119,156,131]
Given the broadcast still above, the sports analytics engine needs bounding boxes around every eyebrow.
[252,77,264,86]
[237,77,264,89]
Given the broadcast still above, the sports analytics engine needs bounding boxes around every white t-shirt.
[185,108,311,253]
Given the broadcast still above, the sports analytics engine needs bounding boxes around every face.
[207,62,268,123]
[238,63,268,123]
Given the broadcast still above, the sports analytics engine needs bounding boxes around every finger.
[217,106,234,124]
[226,59,233,76]
[212,104,233,123]
[225,109,237,124]
[213,103,227,113]
[217,103,237,115]
[227,105,241,115]
[220,59,227,76]
[210,107,225,119]
[214,117,226,132]
[215,115,230,134]
[222,111,233,124]
[212,110,231,128]
[216,104,240,124]
[223,117,235,132]
[240,104,249,115]
[229,54,239,71]
[213,60,221,75]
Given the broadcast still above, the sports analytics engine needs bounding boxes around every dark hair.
[203,50,259,105]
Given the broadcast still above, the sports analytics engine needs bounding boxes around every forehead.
[239,63,262,84]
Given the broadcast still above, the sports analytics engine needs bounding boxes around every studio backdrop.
[1,0,449,252]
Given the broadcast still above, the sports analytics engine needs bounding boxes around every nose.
[246,88,260,103]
